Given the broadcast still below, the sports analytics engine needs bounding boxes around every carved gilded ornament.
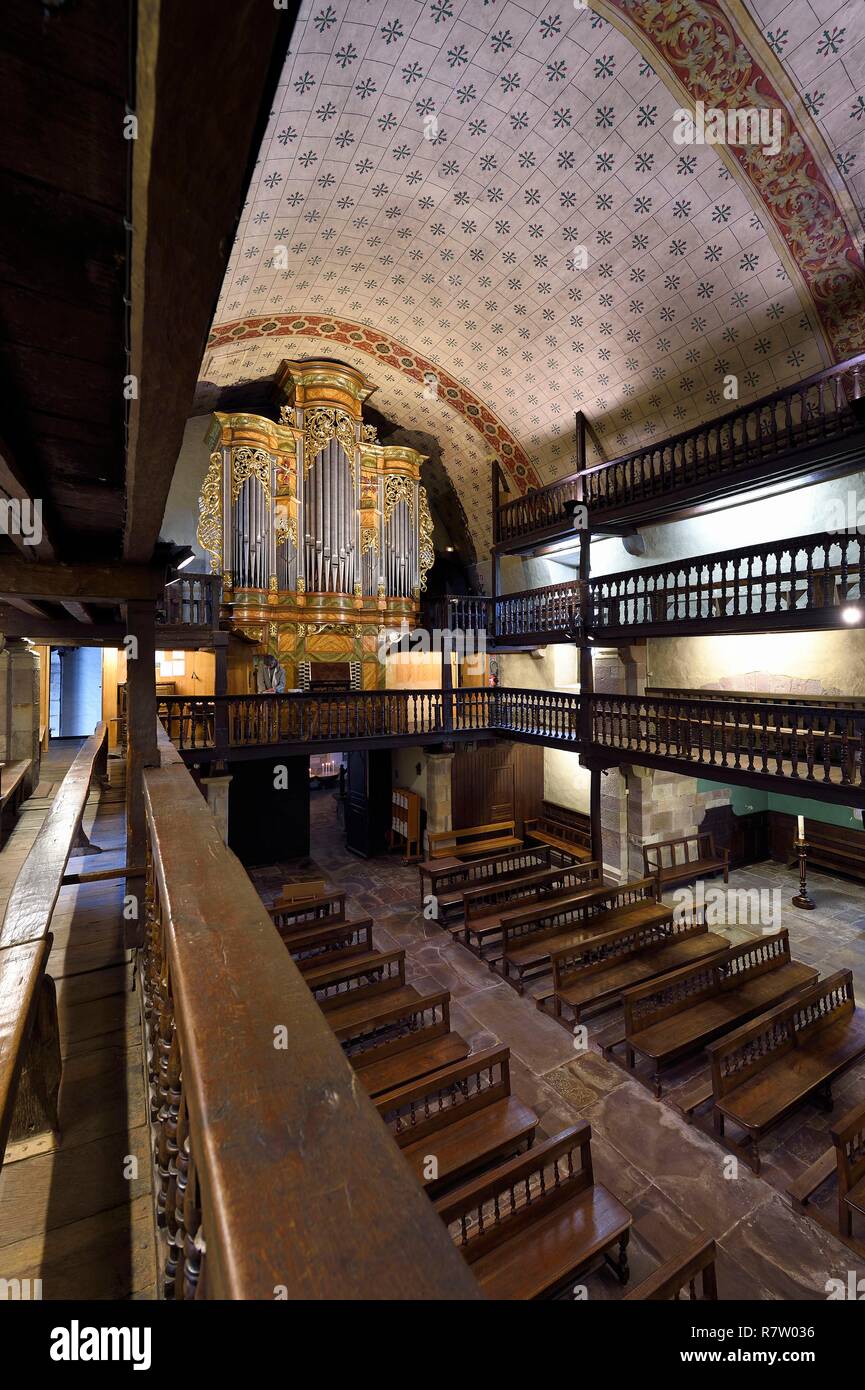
[418,486,435,593]
[384,474,414,522]
[231,446,272,501]
[361,423,378,444]
[303,407,357,478]
[361,525,378,556]
[196,450,223,574]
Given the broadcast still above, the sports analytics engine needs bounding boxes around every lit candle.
[797,814,805,840]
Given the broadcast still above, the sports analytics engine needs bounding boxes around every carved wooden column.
[124,600,159,948]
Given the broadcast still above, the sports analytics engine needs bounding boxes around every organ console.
[198,359,435,689]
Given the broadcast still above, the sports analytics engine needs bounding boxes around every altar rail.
[496,354,865,545]
[141,727,481,1300]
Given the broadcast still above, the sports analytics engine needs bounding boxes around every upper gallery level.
[494,355,865,552]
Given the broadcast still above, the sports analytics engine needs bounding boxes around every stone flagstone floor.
[252,792,865,1302]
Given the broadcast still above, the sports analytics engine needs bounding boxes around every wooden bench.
[418,845,552,919]
[500,876,669,993]
[833,1098,865,1238]
[0,722,107,1165]
[427,820,522,861]
[273,878,326,906]
[281,918,375,973]
[624,1236,718,1300]
[310,948,408,1012]
[0,759,32,847]
[459,860,603,960]
[643,832,728,889]
[780,817,865,886]
[268,891,346,934]
[436,1124,631,1298]
[618,930,818,1097]
[354,998,470,1101]
[524,803,592,862]
[544,913,728,1027]
[707,970,865,1172]
[377,1047,538,1195]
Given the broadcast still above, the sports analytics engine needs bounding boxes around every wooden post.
[213,631,229,759]
[124,600,159,948]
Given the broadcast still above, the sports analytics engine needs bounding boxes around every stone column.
[200,773,232,844]
[424,749,454,852]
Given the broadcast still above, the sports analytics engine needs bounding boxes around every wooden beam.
[60,600,94,624]
[123,0,295,563]
[4,596,53,619]
[0,423,56,565]
[124,600,159,949]
[0,557,164,603]
[0,608,125,643]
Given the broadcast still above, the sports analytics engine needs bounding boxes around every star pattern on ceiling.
[198,0,865,549]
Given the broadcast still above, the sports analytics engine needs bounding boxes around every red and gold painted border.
[205,314,541,494]
[599,0,865,360]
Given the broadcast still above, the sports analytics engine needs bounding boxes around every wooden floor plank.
[0,1194,156,1300]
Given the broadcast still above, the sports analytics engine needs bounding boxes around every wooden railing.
[591,530,865,638]
[0,723,108,1165]
[590,693,865,792]
[496,580,583,642]
[158,572,221,629]
[141,725,481,1299]
[647,687,865,712]
[496,354,865,543]
[423,595,493,635]
[493,688,582,744]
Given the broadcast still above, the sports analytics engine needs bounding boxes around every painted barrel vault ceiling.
[194,0,865,551]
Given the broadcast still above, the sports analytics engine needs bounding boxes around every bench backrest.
[625,1237,717,1301]
[286,918,374,969]
[551,913,707,991]
[269,891,346,933]
[312,949,405,1009]
[463,862,600,924]
[622,930,791,1036]
[428,820,516,857]
[341,989,452,1062]
[642,832,717,875]
[500,871,648,952]
[377,1046,511,1145]
[708,969,855,1102]
[431,846,551,897]
[832,1098,865,1205]
[530,815,592,847]
[436,1124,594,1263]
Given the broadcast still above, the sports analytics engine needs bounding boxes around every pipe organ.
[198,359,434,689]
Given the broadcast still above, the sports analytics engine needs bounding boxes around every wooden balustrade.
[495,579,583,642]
[0,723,108,1165]
[496,354,865,544]
[159,573,221,628]
[590,693,865,794]
[590,530,865,638]
[140,725,481,1299]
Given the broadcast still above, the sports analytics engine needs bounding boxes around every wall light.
[841,605,863,624]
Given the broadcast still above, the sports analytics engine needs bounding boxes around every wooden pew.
[418,845,552,920]
[282,918,375,973]
[377,1047,538,1195]
[0,722,107,1166]
[624,1237,718,1300]
[618,930,818,1097]
[459,860,603,960]
[706,971,865,1171]
[500,876,668,993]
[833,1098,865,1238]
[354,993,470,1100]
[273,878,326,906]
[544,913,728,1027]
[524,803,592,863]
[436,1124,631,1298]
[427,819,522,861]
[642,831,728,890]
[310,948,408,1012]
[268,890,346,935]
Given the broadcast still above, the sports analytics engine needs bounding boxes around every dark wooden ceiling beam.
[0,428,56,562]
[123,0,295,563]
[0,607,126,644]
[0,557,164,603]
[60,600,94,624]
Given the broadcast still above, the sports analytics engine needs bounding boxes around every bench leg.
[9,974,62,1150]
[839,1198,853,1240]
[652,1069,663,1099]
[713,1109,725,1138]
[604,1230,630,1286]
[626,1045,635,1071]
[814,1083,834,1114]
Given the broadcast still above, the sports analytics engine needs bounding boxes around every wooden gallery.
[1,0,864,1318]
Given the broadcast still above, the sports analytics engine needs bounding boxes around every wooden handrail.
[0,722,108,949]
[141,733,481,1300]
[0,721,108,1165]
